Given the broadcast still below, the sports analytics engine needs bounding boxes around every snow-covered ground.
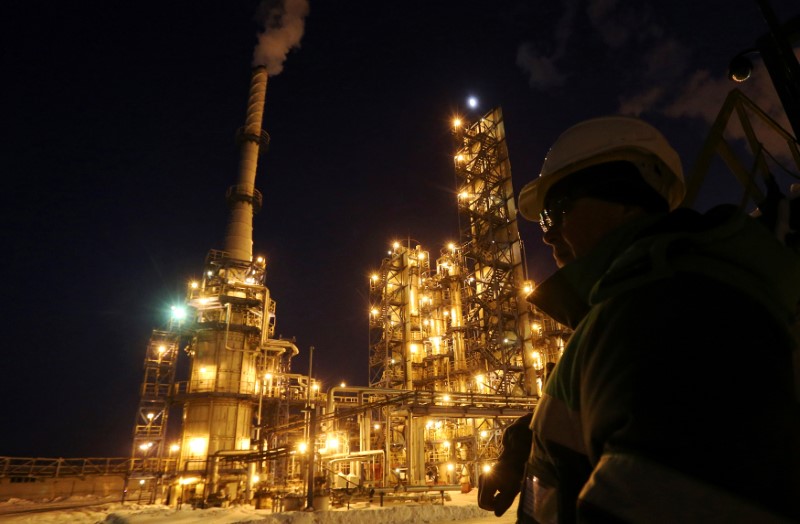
[0,490,518,524]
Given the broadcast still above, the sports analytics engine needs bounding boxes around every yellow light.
[370,274,379,281]
[475,374,484,385]
[480,430,488,439]
[140,479,145,485]
[483,464,492,473]
[458,191,469,199]
[146,413,154,420]
[453,118,462,128]
[443,440,451,448]
[410,344,418,354]
[298,442,308,453]
[393,241,400,249]
[447,463,455,471]
[426,420,434,429]
[252,475,260,484]
[374,423,381,430]
[188,437,208,455]
[455,154,464,162]
[264,373,273,380]
[190,281,199,289]
[419,252,426,259]
[523,281,534,295]
[370,308,379,316]
[326,437,340,450]
[256,256,264,263]
[179,477,198,485]
[199,367,207,373]
[312,383,320,391]
[443,394,451,402]
[448,242,456,251]
[340,382,346,388]
[158,345,166,353]
[170,444,180,453]
[532,322,541,333]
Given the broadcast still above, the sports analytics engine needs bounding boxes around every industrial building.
[115,64,571,509]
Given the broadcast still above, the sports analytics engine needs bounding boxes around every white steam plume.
[252,0,310,75]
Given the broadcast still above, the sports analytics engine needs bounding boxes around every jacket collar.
[528,213,664,329]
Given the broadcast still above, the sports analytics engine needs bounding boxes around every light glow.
[170,305,187,320]
[188,437,208,455]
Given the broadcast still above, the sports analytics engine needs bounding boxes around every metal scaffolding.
[364,107,570,489]
[452,107,537,396]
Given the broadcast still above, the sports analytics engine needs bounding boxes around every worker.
[477,115,800,523]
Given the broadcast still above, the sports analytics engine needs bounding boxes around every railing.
[1,457,130,478]
[0,457,180,478]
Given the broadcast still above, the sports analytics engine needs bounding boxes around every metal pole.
[306,346,315,510]
[754,0,800,137]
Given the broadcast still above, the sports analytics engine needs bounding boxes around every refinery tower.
[127,66,310,505]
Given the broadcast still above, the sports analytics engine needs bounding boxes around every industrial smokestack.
[224,66,269,261]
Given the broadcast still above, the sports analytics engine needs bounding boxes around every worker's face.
[541,196,645,267]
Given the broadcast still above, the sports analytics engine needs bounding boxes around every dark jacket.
[525,206,800,523]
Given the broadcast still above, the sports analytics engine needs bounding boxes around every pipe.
[325,386,413,414]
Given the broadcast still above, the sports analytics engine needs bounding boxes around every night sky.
[3,0,798,458]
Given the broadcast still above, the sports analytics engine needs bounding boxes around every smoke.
[516,0,577,89]
[252,0,310,75]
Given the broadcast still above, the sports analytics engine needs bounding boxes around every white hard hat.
[518,116,685,221]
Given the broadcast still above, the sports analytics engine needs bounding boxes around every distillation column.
[177,67,278,497]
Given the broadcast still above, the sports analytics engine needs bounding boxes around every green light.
[171,305,187,320]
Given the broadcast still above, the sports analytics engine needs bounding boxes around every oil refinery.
[112,66,571,509]
[2,6,798,513]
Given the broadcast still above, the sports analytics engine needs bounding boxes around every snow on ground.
[0,490,519,524]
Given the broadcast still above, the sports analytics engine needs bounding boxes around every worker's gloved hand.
[477,463,523,516]
[477,413,532,517]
